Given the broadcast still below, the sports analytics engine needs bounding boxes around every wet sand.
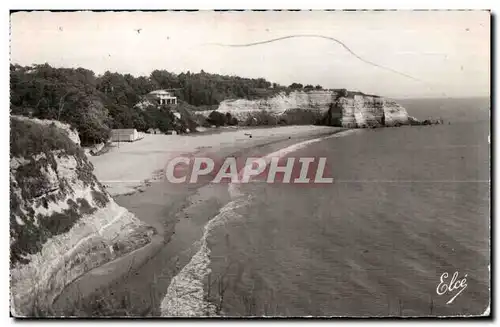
[89,125,339,196]
[53,126,343,316]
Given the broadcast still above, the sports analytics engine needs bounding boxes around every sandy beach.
[52,125,344,315]
[11,10,490,319]
[90,125,341,196]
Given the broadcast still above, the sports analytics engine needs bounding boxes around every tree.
[225,112,238,126]
[289,83,303,90]
[11,63,335,141]
[207,111,226,127]
[150,70,180,89]
[336,88,348,97]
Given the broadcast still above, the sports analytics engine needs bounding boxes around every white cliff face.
[200,91,335,120]
[337,95,410,128]
[199,91,411,127]
[10,117,154,316]
[218,90,335,113]
[338,95,384,127]
[382,100,411,126]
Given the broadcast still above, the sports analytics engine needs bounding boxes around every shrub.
[243,111,278,126]
[225,112,238,126]
[10,118,80,158]
[279,109,323,125]
[207,111,226,127]
[289,83,303,90]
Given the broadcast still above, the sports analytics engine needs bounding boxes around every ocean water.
[98,97,490,317]
[196,97,491,316]
[396,97,490,123]
[52,97,490,317]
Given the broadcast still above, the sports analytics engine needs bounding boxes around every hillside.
[10,117,155,316]
[10,63,433,148]
[10,64,289,145]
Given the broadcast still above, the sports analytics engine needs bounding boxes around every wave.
[160,196,250,316]
[161,129,359,316]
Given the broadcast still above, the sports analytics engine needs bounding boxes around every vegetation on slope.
[10,63,330,145]
[10,118,81,158]
[10,118,110,264]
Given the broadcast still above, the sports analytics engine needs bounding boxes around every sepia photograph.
[8,9,491,318]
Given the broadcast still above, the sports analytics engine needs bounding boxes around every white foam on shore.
[263,128,359,159]
[161,129,358,316]
[231,129,361,191]
[160,197,249,316]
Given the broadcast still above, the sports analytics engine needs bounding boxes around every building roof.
[149,89,175,96]
[112,129,137,133]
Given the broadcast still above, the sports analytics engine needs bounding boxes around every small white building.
[111,129,140,142]
[149,90,177,105]
[147,128,162,134]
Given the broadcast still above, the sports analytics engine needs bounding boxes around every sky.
[10,10,490,98]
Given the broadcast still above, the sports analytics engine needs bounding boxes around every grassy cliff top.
[10,117,81,159]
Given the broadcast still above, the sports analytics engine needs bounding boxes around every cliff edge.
[10,116,155,316]
[329,94,412,128]
[203,90,418,128]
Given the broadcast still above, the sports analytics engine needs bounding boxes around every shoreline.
[89,125,342,197]
[53,125,344,315]
[161,128,358,316]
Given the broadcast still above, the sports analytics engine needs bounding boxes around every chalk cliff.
[202,90,414,127]
[330,95,411,128]
[10,117,154,316]
[217,90,336,116]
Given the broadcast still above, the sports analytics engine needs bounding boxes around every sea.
[107,97,491,317]
[203,98,490,316]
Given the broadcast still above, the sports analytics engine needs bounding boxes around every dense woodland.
[10,63,327,146]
